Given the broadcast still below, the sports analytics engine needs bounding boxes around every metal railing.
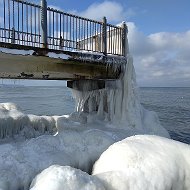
[0,0,127,56]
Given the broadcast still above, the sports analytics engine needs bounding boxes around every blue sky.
[47,0,190,34]
[1,0,190,86]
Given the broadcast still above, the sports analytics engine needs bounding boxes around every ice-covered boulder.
[93,135,190,190]
[30,165,105,190]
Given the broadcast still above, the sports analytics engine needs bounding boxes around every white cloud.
[127,22,190,87]
[79,1,124,22]
[72,1,135,23]
[48,5,62,11]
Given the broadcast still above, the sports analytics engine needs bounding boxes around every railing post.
[122,22,128,57]
[11,27,15,44]
[102,17,107,56]
[41,0,48,48]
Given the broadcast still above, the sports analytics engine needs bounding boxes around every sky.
[1,0,190,87]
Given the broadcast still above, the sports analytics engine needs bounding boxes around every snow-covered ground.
[0,48,34,56]
[0,47,71,60]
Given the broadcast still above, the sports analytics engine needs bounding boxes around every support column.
[11,27,15,44]
[41,0,48,49]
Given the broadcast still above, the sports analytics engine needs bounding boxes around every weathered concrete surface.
[0,52,120,80]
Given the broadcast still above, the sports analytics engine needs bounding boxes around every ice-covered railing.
[0,0,127,56]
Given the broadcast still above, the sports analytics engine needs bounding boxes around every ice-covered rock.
[30,165,105,190]
[93,135,190,190]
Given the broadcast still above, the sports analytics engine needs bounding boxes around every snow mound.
[93,135,190,190]
[30,165,105,190]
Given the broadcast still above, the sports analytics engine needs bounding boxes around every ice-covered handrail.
[0,0,127,56]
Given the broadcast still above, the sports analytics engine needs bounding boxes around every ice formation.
[72,54,169,138]
[93,135,190,190]
[0,103,56,139]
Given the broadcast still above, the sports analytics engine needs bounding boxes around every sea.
[0,86,189,144]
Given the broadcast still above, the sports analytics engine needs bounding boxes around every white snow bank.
[93,135,190,190]
[47,52,70,59]
[0,47,70,60]
[0,47,34,55]
[0,103,56,139]
[30,165,105,190]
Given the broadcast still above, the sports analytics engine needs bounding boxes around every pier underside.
[0,53,120,81]
[0,43,125,91]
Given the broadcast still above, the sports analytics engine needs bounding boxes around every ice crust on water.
[93,135,190,190]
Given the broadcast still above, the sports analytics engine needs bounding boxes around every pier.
[0,0,128,90]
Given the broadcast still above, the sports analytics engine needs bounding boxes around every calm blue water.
[0,86,189,144]
[140,87,190,144]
